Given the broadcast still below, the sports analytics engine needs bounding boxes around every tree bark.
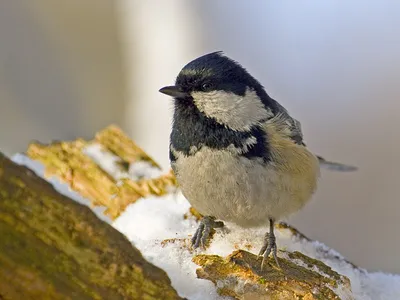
[0,152,183,300]
[26,125,177,220]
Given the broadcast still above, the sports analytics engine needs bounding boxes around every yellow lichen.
[26,125,178,219]
[193,250,353,300]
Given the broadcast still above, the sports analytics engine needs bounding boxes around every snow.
[128,160,164,180]
[83,143,163,181]
[83,144,129,181]
[11,152,400,300]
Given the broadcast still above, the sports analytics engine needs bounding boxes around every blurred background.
[1,0,399,273]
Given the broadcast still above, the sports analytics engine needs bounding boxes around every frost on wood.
[0,152,183,300]
[26,125,177,219]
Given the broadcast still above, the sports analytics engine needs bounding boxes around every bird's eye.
[201,82,213,91]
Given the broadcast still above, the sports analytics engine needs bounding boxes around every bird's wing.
[267,101,358,172]
[269,101,304,145]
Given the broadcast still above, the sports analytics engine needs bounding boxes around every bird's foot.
[191,216,224,249]
[259,231,281,270]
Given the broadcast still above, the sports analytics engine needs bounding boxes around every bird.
[159,51,356,270]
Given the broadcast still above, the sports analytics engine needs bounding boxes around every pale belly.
[173,148,319,228]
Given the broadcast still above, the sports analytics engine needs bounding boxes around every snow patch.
[128,160,163,180]
[84,143,163,181]
[84,143,129,181]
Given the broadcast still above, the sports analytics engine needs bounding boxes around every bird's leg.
[259,218,281,270]
[191,216,224,249]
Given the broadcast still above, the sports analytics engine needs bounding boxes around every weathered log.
[193,249,353,300]
[26,125,177,219]
[0,152,183,300]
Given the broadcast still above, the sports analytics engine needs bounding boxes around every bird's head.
[159,51,275,131]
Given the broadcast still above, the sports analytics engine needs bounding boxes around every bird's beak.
[159,86,189,98]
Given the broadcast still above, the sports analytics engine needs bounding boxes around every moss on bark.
[0,153,183,300]
[193,250,353,300]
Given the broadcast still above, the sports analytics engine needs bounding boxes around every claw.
[259,219,281,270]
[191,222,205,248]
[191,216,223,249]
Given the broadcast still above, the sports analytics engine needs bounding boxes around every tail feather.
[316,155,358,172]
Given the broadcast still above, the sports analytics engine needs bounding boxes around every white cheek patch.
[192,88,273,131]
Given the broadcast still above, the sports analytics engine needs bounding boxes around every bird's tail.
[316,155,358,172]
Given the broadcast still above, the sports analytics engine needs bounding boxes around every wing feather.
[265,101,357,172]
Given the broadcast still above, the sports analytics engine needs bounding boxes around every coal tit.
[159,51,356,269]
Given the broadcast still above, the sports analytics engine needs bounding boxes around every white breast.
[172,145,319,228]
